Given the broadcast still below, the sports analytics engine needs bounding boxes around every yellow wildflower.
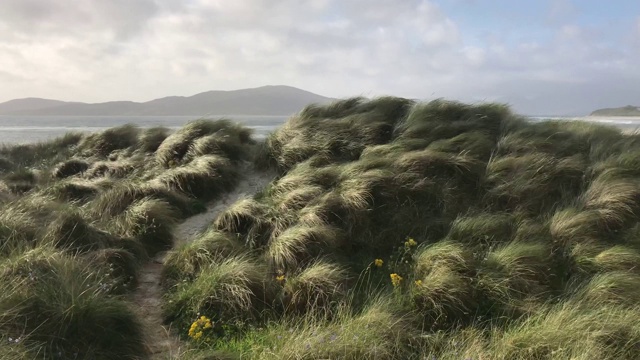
[390,273,403,287]
[414,279,423,286]
[276,275,286,283]
[405,238,418,248]
[188,315,213,341]
[374,259,384,268]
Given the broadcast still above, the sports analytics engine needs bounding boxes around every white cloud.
[0,0,637,115]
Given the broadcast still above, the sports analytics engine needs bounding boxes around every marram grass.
[0,118,255,358]
[164,98,640,359]
[5,98,640,359]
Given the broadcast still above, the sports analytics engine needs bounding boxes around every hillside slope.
[0,85,333,116]
[590,105,640,116]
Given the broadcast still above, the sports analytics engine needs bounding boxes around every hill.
[0,98,76,113]
[590,105,640,116]
[0,85,333,116]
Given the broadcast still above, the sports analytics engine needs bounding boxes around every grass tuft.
[78,124,140,157]
[51,158,90,178]
[0,247,145,359]
[138,126,170,153]
[164,255,273,325]
[281,259,349,314]
[155,155,238,200]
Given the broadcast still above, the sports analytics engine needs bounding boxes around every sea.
[0,115,288,145]
[0,115,639,145]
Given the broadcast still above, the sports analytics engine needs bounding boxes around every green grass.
[161,97,640,359]
[0,247,145,359]
[5,98,640,359]
[51,158,90,178]
[0,118,256,358]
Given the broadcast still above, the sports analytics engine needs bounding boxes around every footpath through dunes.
[0,118,265,359]
[131,163,274,359]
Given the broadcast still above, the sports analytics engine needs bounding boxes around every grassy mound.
[156,119,253,167]
[89,181,204,219]
[138,126,170,153]
[0,247,145,359]
[108,197,178,255]
[155,155,238,200]
[77,124,140,157]
[85,160,136,178]
[160,97,640,359]
[51,158,90,178]
[0,119,256,358]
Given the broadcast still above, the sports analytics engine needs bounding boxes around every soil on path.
[130,164,274,359]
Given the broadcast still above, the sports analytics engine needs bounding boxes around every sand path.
[130,163,274,359]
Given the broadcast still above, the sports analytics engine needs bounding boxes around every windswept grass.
[107,197,178,255]
[89,182,203,219]
[5,97,640,359]
[281,259,349,315]
[0,118,256,358]
[0,247,145,359]
[164,254,275,327]
[160,97,640,359]
[51,158,90,178]
[156,119,252,167]
[162,229,245,285]
[155,155,238,200]
[0,132,83,168]
[77,124,140,158]
[138,126,170,153]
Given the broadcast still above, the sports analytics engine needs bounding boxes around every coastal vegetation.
[3,97,640,359]
[0,119,254,359]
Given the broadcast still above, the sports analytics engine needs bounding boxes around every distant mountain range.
[590,105,640,117]
[0,85,334,116]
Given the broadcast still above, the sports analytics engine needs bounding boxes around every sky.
[0,0,639,115]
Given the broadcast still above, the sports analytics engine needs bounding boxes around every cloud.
[547,0,578,25]
[0,0,637,114]
[0,0,158,39]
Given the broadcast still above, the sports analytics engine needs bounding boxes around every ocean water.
[0,115,288,145]
[1,115,639,145]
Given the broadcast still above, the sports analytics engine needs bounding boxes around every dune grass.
[156,97,640,359]
[0,247,145,359]
[5,97,640,359]
[0,118,256,358]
